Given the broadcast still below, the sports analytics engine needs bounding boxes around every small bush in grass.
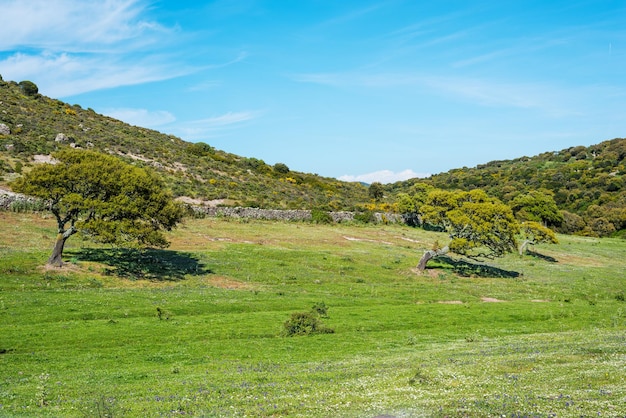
[311,301,329,318]
[311,208,333,224]
[283,311,334,336]
[354,211,376,224]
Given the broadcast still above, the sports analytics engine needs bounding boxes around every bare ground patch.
[205,276,251,290]
[481,297,506,303]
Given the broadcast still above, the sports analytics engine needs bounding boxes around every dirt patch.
[531,299,550,302]
[206,276,251,290]
[344,236,393,245]
[438,300,464,304]
[481,297,506,303]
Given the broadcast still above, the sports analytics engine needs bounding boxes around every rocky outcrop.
[0,123,10,135]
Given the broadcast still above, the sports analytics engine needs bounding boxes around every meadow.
[0,211,624,417]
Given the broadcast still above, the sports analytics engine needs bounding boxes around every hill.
[0,76,368,210]
[387,138,626,237]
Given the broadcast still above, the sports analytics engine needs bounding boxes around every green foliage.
[311,208,333,224]
[392,138,626,237]
[418,189,519,268]
[519,221,559,255]
[18,80,38,96]
[283,310,334,336]
[353,210,376,224]
[368,182,384,201]
[273,162,290,174]
[186,142,214,157]
[510,190,563,226]
[11,149,184,264]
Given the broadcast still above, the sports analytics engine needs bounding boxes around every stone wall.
[0,189,404,224]
[192,205,403,224]
[0,189,41,210]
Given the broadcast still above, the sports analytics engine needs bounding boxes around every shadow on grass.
[430,255,520,278]
[70,248,212,281]
[527,250,558,263]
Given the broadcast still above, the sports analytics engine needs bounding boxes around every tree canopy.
[417,189,519,271]
[11,149,184,266]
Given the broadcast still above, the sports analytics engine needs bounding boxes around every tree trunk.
[417,246,449,272]
[518,240,531,256]
[47,234,68,267]
[47,227,76,267]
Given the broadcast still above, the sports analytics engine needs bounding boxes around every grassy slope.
[0,212,624,417]
[0,79,368,209]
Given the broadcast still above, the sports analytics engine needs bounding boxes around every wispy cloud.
[0,0,165,51]
[0,0,208,97]
[338,169,428,184]
[170,111,262,141]
[0,52,192,97]
[292,70,582,116]
[102,108,176,128]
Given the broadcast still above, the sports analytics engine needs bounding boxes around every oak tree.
[417,189,519,271]
[12,149,184,266]
[518,221,558,255]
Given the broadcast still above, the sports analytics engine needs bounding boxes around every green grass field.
[0,211,624,417]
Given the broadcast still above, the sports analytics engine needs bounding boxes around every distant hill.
[0,76,368,210]
[1,75,625,235]
[387,138,626,237]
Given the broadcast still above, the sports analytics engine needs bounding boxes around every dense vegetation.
[0,76,368,210]
[388,139,626,237]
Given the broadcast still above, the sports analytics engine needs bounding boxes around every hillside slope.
[0,76,368,210]
[388,138,626,236]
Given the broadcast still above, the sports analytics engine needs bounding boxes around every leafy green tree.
[417,189,519,271]
[518,221,558,255]
[11,149,184,266]
[18,80,38,96]
[273,163,290,174]
[368,182,384,202]
[510,190,563,227]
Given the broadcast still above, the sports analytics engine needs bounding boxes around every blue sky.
[1,0,625,183]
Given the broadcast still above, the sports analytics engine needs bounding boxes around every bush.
[354,211,376,224]
[18,80,38,96]
[311,301,329,318]
[274,163,290,174]
[311,208,333,224]
[283,311,334,336]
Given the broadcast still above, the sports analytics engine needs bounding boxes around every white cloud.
[0,52,192,97]
[102,108,176,128]
[0,0,162,51]
[0,0,198,97]
[338,169,428,184]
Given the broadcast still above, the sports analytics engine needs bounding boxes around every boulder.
[0,123,10,135]
[55,133,69,142]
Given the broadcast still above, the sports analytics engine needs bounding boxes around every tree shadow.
[430,255,521,278]
[526,250,558,263]
[69,248,213,281]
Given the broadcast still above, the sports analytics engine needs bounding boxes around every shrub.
[311,208,333,224]
[354,211,376,224]
[311,301,329,318]
[18,80,38,96]
[274,163,290,174]
[283,311,334,336]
